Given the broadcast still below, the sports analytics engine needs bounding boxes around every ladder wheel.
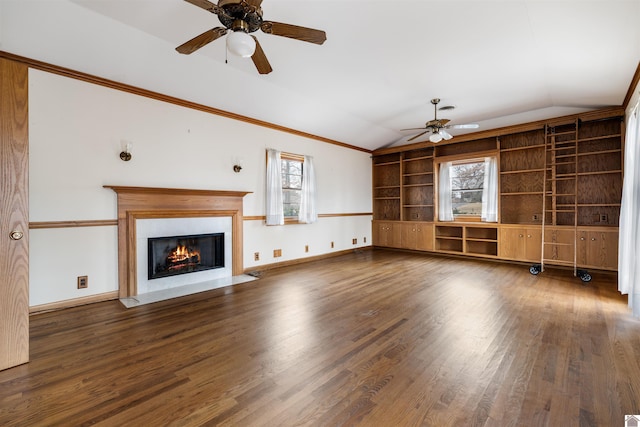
[579,272,592,282]
[529,265,541,275]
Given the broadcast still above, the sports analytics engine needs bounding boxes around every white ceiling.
[1,0,639,151]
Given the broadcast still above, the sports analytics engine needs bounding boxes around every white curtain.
[266,148,284,225]
[438,162,454,221]
[298,155,318,223]
[619,100,640,317]
[481,156,498,222]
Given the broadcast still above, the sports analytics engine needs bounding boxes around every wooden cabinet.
[435,224,498,257]
[401,222,433,251]
[372,109,623,273]
[543,227,575,267]
[499,226,542,262]
[372,221,402,248]
[576,228,618,271]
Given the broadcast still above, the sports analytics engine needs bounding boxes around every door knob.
[10,230,24,240]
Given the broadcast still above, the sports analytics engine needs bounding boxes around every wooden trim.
[27,213,374,227]
[243,212,373,221]
[623,61,640,109]
[244,247,373,272]
[373,107,626,156]
[0,50,371,154]
[104,186,249,298]
[29,219,118,229]
[29,291,119,314]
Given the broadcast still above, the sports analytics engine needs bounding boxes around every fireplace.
[148,233,224,280]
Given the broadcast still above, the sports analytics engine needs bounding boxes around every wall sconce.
[232,156,243,173]
[233,164,242,173]
[120,140,132,161]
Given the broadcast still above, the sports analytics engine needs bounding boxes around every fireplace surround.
[105,186,251,298]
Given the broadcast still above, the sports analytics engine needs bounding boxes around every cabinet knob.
[519,234,524,238]
[591,237,597,241]
[581,237,585,240]
[527,234,531,238]
[9,230,24,240]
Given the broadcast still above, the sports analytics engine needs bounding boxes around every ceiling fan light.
[227,30,256,58]
[429,133,443,143]
[440,129,453,140]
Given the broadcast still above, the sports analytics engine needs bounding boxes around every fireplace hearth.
[148,233,224,280]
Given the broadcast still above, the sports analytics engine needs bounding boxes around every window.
[281,154,303,218]
[266,149,317,225]
[438,157,498,222]
[450,161,485,217]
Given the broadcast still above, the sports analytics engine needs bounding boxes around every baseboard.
[30,291,120,314]
[244,246,373,273]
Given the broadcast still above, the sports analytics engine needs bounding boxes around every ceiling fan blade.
[407,131,429,142]
[400,127,428,132]
[440,129,453,140]
[176,27,227,54]
[184,0,219,14]
[260,21,327,45]
[251,36,273,74]
[450,123,480,129]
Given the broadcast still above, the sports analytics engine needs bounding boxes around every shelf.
[500,168,545,175]
[577,148,621,156]
[404,204,433,208]
[374,161,400,166]
[501,192,544,196]
[374,185,400,190]
[374,197,401,200]
[403,183,433,188]
[577,170,622,176]
[403,173,432,177]
[577,133,621,143]
[547,130,577,137]
[403,155,433,162]
[500,144,546,152]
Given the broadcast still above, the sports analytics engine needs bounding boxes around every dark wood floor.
[1,249,639,426]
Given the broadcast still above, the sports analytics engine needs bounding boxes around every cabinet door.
[499,228,524,260]
[543,228,575,264]
[374,222,401,248]
[400,223,418,249]
[415,223,433,251]
[577,229,618,270]
[523,228,542,262]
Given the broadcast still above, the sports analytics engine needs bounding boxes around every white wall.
[28,69,372,306]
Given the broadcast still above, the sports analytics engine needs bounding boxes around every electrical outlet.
[532,214,540,221]
[331,241,334,248]
[352,238,357,245]
[305,245,309,253]
[364,237,367,243]
[254,252,260,261]
[600,214,608,222]
[273,249,282,258]
[77,276,88,289]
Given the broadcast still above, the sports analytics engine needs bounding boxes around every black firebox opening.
[148,232,224,280]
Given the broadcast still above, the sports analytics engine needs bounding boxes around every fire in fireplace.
[148,233,224,280]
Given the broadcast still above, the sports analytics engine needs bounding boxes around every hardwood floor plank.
[1,250,638,426]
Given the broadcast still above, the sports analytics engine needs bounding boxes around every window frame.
[280,152,305,224]
[435,150,498,223]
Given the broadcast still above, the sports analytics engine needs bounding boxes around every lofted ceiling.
[1,0,639,151]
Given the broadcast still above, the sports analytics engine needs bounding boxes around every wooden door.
[499,227,523,260]
[400,222,417,249]
[0,58,29,370]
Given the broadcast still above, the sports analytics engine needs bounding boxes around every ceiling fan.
[402,98,479,143]
[176,0,327,74]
